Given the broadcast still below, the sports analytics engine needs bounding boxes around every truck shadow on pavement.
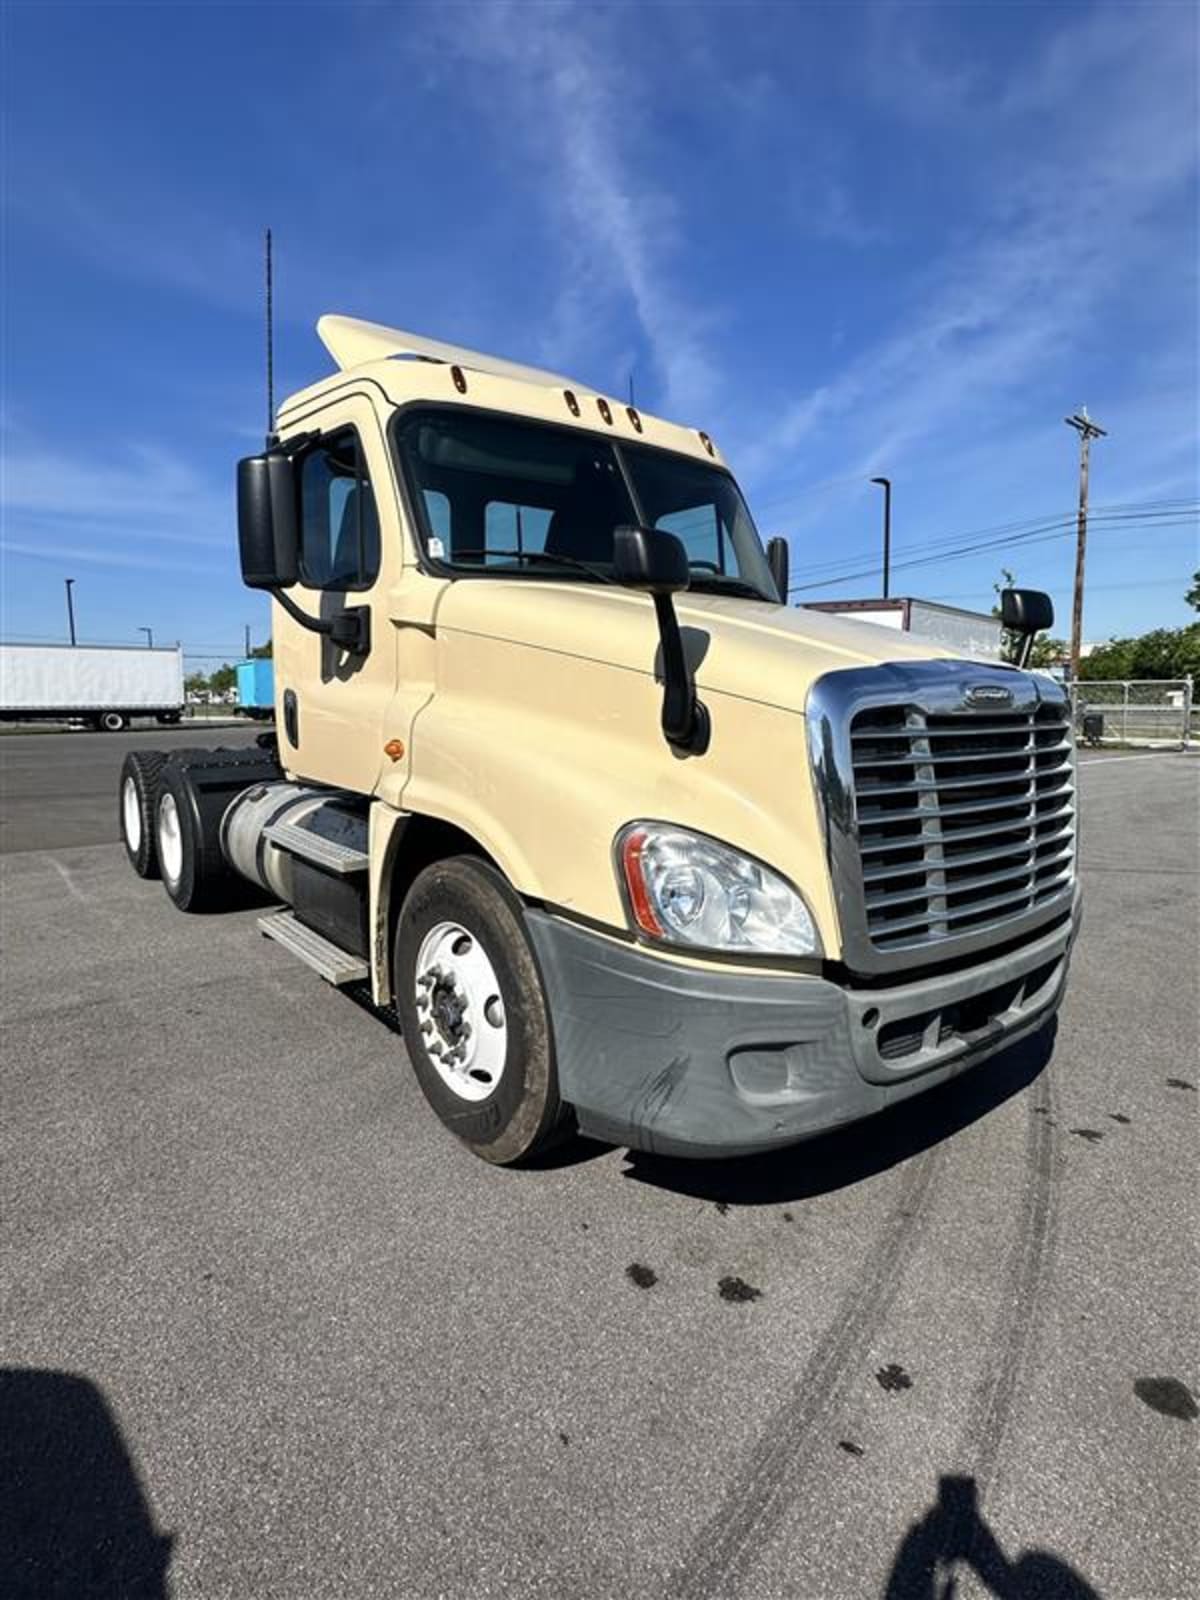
[885,1473,1101,1599]
[623,1023,1056,1206]
[0,1368,173,1600]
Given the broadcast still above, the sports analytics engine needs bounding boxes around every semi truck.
[804,597,1004,659]
[234,657,275,720]
[1,643,185,731]
[116,315,1078,1165]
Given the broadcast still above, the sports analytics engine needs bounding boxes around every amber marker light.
[384,739,405,762]
[620,827,665,938]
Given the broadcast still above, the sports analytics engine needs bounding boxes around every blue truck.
[234,657,274,721]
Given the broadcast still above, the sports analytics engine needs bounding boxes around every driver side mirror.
[238,453,299,590]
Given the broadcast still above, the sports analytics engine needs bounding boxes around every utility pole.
[139,627,153,648]
[1065,410,1107,682]
[244,623,252,657]
[64,578,77,646]
[870,477,892,598]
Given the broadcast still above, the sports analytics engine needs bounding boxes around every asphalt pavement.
[1,733,1196,1599]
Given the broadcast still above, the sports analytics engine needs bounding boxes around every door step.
[258,910,369,986]
[262,819,369,875]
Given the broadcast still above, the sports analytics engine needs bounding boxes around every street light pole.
[870,477,892,599]
[64,579,77,645]
[139,627,154,648]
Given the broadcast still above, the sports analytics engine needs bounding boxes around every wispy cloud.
[740,4,1198,493]
[410,1,718,419]
[0,539,222,576]
[2,433,232,552]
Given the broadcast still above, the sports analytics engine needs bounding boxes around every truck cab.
[126,315,1079,1165]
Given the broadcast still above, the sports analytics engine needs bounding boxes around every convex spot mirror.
[238,453,299,590]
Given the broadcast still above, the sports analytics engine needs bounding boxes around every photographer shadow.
[0,1367,173,1599]
[885,1474,1101,1599]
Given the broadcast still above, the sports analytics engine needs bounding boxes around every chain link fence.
[1069,678,1196,749]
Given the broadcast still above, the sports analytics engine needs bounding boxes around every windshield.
[392,410,778,601]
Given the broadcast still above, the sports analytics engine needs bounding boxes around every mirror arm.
[1015,631,1035,669]
[652,592,710,754]
[270,588,371,655]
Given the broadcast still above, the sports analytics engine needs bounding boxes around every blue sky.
[3,0,1197,668]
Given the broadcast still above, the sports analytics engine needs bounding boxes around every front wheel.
[393,856,572,1165]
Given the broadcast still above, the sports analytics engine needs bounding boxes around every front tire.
[119,751,167,878]
[393,856,572,1165]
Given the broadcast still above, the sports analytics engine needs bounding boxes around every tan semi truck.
[118,316,1079,1165]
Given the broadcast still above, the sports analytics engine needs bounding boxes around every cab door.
[272,395,400,796]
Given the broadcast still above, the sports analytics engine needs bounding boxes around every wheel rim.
[103,713,123,731]
[122,776,142,854]
[157,792,184,886]
[414,920,507,1102]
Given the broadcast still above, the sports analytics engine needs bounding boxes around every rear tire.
[119,751,167,878]
[100,711,129,732]
[393,856,572,1165]
[156,757,251,913]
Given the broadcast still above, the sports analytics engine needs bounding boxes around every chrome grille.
[849,701,1075,952]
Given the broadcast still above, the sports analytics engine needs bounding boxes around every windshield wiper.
[685,574,773,601]
[449,548,618,584]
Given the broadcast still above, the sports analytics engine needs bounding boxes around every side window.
[422,489,452,554]
[299,429,381,590]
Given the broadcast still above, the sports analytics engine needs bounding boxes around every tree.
[208,663,236,697]
[250,641,273,659]
[992,567,1022,663]
[184,671,209,698]
[1186,571,1200,612]
[1079,624,1200,681]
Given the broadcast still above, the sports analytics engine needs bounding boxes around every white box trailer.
[803,598,1004,659]
[0,644,186,731]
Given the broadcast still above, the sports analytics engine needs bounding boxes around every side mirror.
[766,536,789,603]
[1000,587,1054,668]
[1000,587,1054,636]
[612,526,690,594]
[238,453,299,590]
[612,527,708,754]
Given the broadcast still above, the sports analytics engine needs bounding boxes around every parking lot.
[2,731,1196,1599]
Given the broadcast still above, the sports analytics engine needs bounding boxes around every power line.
[784,499,1196,584]
[787,510,1197,595]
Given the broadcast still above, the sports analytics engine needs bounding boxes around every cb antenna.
[265,227,276,445]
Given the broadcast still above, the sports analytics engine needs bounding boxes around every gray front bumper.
[526,899,1079,1158]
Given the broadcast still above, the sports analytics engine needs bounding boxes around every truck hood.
[437,581,1009,715]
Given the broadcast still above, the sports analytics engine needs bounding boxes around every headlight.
[617,823,821,957]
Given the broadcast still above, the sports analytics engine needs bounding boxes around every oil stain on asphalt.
[1165,1078,1196,1091]
[1134,1378,1198,1421]
[1070,1128,1105,1143]
[717,1275,762,1303]
[876,1364,913,1392]
[626,1262,658,1289]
